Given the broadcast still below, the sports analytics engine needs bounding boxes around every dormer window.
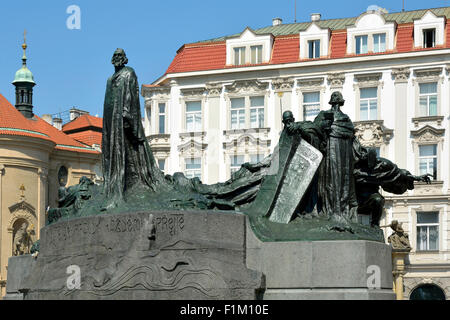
[347,11,395,55]
[251,45,263,64]
[308,40,320,59]
[373,33,386,53]
[226,28,273,66]
[234,47,246,65]
[355,35,368,54]
[413,11,444,49]
[423,29,436,48]
[299,24,330,60]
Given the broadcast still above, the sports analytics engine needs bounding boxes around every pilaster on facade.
[392,67,411,83]
[205,83,223,98]
[272,77,294,93]
[327,73,345,91]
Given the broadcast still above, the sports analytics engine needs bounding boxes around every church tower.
[12,31,36,119]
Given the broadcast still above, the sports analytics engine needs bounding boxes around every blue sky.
[1,0,449,118]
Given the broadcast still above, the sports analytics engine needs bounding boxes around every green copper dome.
[12,40,35,85]
[13,64,35,84]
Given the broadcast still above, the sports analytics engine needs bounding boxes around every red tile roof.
[0,93,99,154]
[154,20,450,79]
[62,114,102,133]
[396,23,414,53]
[66,130,102,147]
[165,42,226,74]
[330,30,347,59]
[271,35,300,64]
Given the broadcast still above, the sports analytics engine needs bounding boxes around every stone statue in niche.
[13,221,34,256]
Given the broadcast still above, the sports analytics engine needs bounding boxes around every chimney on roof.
[311,13,321,22]
[42,114,52,125]
[69,107,89,121]
[53,117,62,130]
[272,18,283,26]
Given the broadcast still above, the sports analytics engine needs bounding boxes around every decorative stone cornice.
[411,115,444,128]
[414,67,443,79]
[0,164,5,175]
[392,68,410,83]
[141,85,171,98]
[177,140,208,155]
[180,87,205,98]
[272,77,295,91]
[205,83,223,97]
[354,120,393,147]
[327,73,345,89]
[8,200,36,217]
[223,133,271,150]
[354,72,383,89]
[225,79,269,95]
[354,72,382,83]
[410,125,445,143]
[179,132,206,141]
[148,134,171,153]
[296,77,324,89]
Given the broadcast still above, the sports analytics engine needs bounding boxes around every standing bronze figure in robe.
[102,49,164,208]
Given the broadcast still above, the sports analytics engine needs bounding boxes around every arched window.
[410,284,446,300]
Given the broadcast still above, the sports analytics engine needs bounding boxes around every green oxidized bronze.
[45,49,431,243]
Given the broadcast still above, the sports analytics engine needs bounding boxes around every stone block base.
[246,222,396,300]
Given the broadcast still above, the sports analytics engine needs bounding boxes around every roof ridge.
[195,6,450,44]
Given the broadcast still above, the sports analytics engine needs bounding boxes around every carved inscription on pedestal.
[155,213,185,237]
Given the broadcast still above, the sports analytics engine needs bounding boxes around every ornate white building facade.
[142,7,450,299]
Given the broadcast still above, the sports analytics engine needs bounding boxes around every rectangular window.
[186,101,202,132]
[234,47,246,65]
[158,159,165,173]
[308,40,320,58]
[419,82,438,116]
[250,96,265,128]
[355,35,368,54]
[250,45,263,64]
[303,92,321,121]
[423,29,436,48]
[230,155,245,175]
[185,158,201,179]
[158,103,166,134]
[230,98,246,129]
[417,212,439,251]
[419,144,437,180]
[373,33,386,53]
[250,154,265,164]
[360,87,378,120]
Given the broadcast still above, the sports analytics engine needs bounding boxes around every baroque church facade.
[0,40,101,297]
[142,7,450,299]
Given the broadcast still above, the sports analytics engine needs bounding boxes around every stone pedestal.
[246,222,396,300]
[5,211,264,300]
[5,211,395,300]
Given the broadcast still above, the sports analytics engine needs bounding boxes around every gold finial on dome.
[22,30,28,64]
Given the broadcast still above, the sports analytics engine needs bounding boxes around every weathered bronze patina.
[44,51,429,243]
